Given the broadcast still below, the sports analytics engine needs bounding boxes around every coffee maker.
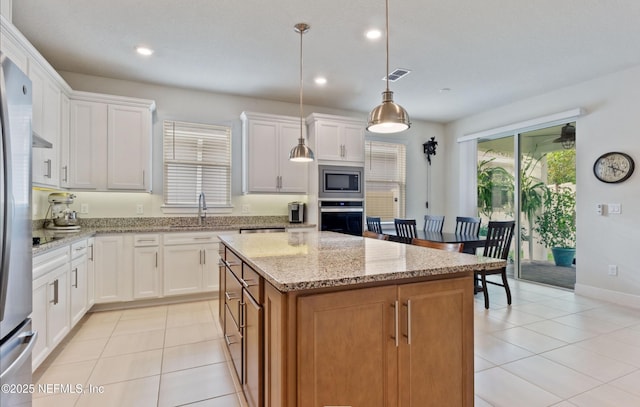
[288,202,305,223]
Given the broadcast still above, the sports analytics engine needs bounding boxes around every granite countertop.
[219,230,506,292]
[32,218,315,255]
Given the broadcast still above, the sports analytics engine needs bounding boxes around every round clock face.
[593,152,635,183]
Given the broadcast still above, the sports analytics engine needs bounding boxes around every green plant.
[520,154,548,259]
[534,187,576,248]
[477,155,514,219]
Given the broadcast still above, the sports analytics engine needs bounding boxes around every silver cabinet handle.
[75,246,84,252]
[137,239,156,243]
[392,301,399,347]
[194,236,213,240]
[241,278,258,288]
[224,334,239,346]
[50,279,59,305]
[203,250,206,264]
[225,291,240,301]
[240,302,247,328]
[89,244,94,261]
[44,159,52,178]
[155,252,158,268]
[73,268,78,288]
[62,165,68,182]
[403,300,412,345]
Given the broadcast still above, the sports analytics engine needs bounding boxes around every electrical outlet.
[136,204,144,215]
[80,203,89,214]
[608,265,618,276]
[608,203,621,214]
[242,204,251,214]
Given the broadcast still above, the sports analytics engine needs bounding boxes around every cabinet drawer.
[224,247,242,280]
[163,232,218,246]
[33,246,70,280]
[225,268,242,328]
[134,234,160,247]
[224,305,243,384]
[242,264,263,304]
[71,239,88,259]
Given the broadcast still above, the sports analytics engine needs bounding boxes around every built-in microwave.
[319,165,364,199]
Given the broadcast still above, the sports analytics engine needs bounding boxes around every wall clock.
[593,152,635,183]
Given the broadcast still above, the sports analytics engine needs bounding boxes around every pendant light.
[367,0,410,134]
[289,23,315,162]
[552,123,576,149]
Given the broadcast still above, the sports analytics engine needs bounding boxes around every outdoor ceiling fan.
[527,123,576,149]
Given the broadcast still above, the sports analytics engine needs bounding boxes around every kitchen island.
[218,230,505,407]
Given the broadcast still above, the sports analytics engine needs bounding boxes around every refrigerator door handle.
[0,57,14,322]
[0,330,38,381]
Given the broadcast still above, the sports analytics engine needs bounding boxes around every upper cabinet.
[307,113,365,165]
[66,92,154,191]
[241,112,308,194]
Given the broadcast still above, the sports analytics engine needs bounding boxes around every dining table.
[384,230,486,254]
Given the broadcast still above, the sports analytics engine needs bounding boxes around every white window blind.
[163,120,231,208]
[365,141,406,221]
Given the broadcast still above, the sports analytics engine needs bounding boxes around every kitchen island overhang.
[218,230,505,407]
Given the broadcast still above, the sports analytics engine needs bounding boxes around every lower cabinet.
[32,247,71,370]
[163,232,220,296]
[94,235,133,303]
[87,237,95,307]
[69,240,88,326]
[133,234,162,299]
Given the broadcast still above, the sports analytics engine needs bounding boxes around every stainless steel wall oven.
[319,200,364,236]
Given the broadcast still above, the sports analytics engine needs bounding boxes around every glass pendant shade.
[367,90,410,133]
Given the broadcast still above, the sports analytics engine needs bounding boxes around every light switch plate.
[80,203,89,214]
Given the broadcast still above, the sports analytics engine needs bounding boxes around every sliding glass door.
[474,123,576,289]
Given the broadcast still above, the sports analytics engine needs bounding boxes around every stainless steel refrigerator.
[0,52,38,406]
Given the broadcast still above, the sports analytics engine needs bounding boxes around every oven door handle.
[320,208,364,213]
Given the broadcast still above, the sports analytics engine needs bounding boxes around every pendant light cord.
[299,26,305,142]
[385,0,390,93]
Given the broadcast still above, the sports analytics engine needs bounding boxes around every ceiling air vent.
[383,68,411,82]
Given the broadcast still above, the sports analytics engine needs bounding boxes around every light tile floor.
[32,278,640,407]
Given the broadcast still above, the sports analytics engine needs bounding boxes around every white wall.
[54,72,444,220]
[444,64,640,307]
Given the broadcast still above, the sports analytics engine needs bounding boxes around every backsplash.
[33,216,290,230]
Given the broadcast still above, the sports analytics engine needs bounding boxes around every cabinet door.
[107,104,151,190]
[243,290,263,407]
[297,286,398,407]
[342,123,365,162]
[314,121,342,161]
[48,264,70,349]
[133,247,161,299]
[163,244,203,296]
[202,243,219,292]
[59,93,70,187]
[397,277,474,407]
[86,238,95,307]
[246,119,279,192]
[69,100,108,188]
[94,236,125,303]
[31,278,51,370]
[70,255,88,327]
[278,122,308,193]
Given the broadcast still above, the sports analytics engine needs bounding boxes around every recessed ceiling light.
[314,77,327,85]
[136,46,154,56]
[439,87,452,93]
[366,29,382,40]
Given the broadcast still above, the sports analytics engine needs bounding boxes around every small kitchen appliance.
[288,201,305,223]
[45,192,80,230]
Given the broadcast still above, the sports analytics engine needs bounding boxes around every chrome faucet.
[198,192,207,225]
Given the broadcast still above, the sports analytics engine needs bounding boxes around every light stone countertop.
[218,230,507,292]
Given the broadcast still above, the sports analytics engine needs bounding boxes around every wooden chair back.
[483,221,515,260]
[423,215,445,232]
[394,218,418,238]
[363,231,388,240]
[455,216,481,236]
[366,216,383,233]
[411,238,463,252]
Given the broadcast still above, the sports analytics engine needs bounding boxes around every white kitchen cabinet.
[87,237,95,307]
[241,112,308,194]
[59,93,70,187]
[69,239,88,327]
[68,92,154,191]
[94,235,133,303]
[29,60,61,187]
[307,113,365,164]
[163,232,220,296]
[32,247,71,370]
[133,234,162,299]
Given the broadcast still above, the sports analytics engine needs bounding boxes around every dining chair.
[394,218,418,238]
[475,220,515,309]
[411,238,463,252]
[363,230,388,240]
[455,216,481,236]
[366,216,383,233]
[423,215,445,233]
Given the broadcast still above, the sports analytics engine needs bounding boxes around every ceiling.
[11,1,640,123]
